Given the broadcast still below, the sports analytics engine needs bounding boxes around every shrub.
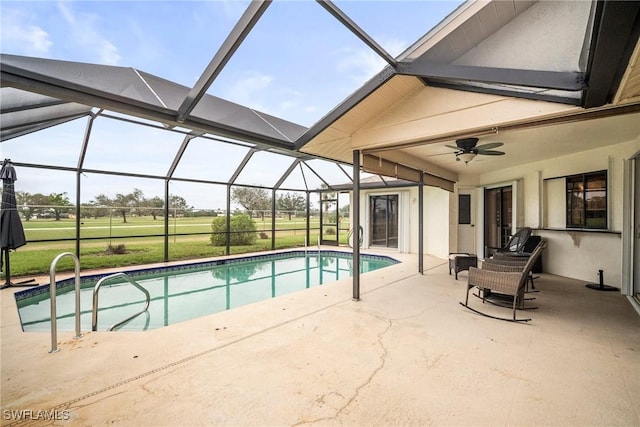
[105,244,127,254]
[325,227,336,235]
[259,232,269,240]
[211,214,258,246]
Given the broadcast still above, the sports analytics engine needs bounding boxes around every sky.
[1,0,463,209]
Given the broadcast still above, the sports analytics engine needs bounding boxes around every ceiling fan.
[445,137,505,164]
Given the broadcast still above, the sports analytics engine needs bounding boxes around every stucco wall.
[357,185,451,259]
[424,186,451,259]
[459,138,640,284]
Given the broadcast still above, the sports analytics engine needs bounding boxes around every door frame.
[368,193,399,249]
[483,185,513,257]
[479,180,523,258]
[622,151,640,309]
[319,191,339,246]
[456,187,477,254]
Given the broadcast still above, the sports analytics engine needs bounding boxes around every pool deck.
[1,248,639,426]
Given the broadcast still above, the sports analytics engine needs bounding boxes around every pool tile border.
[14,250,399,302]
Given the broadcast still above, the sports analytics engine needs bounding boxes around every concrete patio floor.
[1,250,639,426]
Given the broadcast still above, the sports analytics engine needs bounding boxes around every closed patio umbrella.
[0,159,35,289]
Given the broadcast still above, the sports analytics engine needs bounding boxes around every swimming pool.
[15,251,398,332]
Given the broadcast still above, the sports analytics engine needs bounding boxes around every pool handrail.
[92,272,151,332]
[49,252,82,353]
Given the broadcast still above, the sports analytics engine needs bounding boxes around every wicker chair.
[486,227,532,256]
[484,253,539,291]
[460,240,546,322]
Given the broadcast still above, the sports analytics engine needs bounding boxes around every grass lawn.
[7,216,351,278]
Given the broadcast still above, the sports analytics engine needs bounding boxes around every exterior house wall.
[457,138,640,285]
[405,186,451,259]
[355,185,451,259]
[422,186,451,259]
[355,188,412,253]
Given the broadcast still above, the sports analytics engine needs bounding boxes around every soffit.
[615,39,640,106]
[401,1,536,61]
[403,1,593,106]
[419,1,590,72]
[299,75,423,163]
[351,85,580,151]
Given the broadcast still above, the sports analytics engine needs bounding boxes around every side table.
[448,253,478,280]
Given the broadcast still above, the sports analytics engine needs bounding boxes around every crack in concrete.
[7,289,366,427]
[293,312,392,426]
[7,270,442,427]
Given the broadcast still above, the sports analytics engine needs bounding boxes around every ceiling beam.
[424,80,582,106]
[176,0,271,123]
[582,0,640,108]
[397,61,586,91]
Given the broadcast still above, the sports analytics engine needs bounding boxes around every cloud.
[334,46,387,83]
[0,9,53,55]
[232,71,275,101]
[56,2,121,65]
[334,36,410,83]
[223,71,280,111]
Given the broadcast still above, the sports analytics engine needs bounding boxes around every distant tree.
[146,196,164,220]
[80,202,104,219]
[16,191,33,221]
[48,192,72,221]
[231,187,271,219]
[276,192,306,220]
[113,193,134,223]
[169,194,189,218]
[130,188,145,216]
[94,190,143,223]
[93,194,114,219]
[17,192,50,220]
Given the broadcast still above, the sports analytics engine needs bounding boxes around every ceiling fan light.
[457,152,477,164]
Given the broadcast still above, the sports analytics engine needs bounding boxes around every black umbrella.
[1,159,35,289]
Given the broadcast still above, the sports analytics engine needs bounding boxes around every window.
[566,171,607,229]
[458,194,471,224]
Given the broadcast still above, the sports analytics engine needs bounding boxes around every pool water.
[15,251,398,332]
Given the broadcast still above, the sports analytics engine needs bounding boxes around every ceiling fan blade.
[475,142,503,150]
[444,144,461,151]
[476,150,505,156]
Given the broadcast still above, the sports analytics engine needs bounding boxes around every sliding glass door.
[369,195,398,248]
[484,186,512,257]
